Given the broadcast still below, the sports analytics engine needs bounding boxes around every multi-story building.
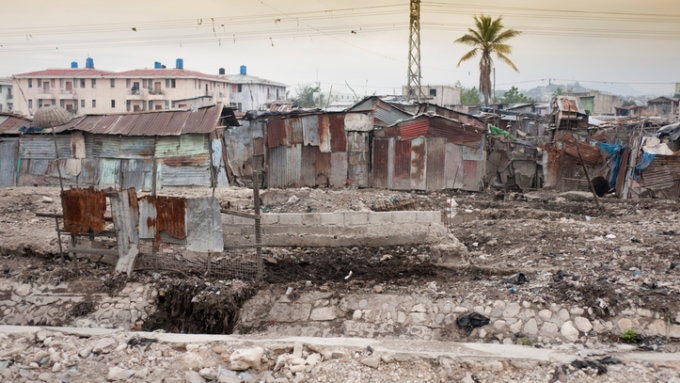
[402,84,462,108]
[11,58,286,117]
[0,78,13,113]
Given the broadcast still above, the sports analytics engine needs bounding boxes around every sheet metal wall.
[0,138,18,187]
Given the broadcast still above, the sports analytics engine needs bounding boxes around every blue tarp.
[635,152,656,173]
[597,142,625,187]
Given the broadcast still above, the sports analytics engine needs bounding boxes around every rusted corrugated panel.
[20,135,72,158]
[399,118,429,142]
[330,152,347,187]
[371,138,390,188]
[429,116,483,145]
[301,145,318,187]
[445,143,464,189]
[374,101,411,126]
[267,115,286,148]
[462,160,483,191]
[615,147,630,196]
[129,112,174,136]
[393,139,412,190]
[638,154,680,198]
[329,114,347,153]
[155,135,207,158]
[267,145,286,187]
[285,117,304,145]
[140,195,186,249]
[318,115,331,153]
[0,114,33,134]
[557,134,602,166]
[253,136,265,157]
[410,137,427,190]
[0,138,18,187]
[426,137,446,191]
[302,115,320,146]
[61,188,107,234]
[315,150,331,187]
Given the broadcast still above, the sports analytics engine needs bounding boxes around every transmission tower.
[407,0,424,101]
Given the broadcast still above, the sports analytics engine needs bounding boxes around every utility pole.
[407,0,424,102]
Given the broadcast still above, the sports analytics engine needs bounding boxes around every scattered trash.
[605,233,616,239]
[509,286,516,294]
[285,287,294,296]
[344,270,353,280]
[380,253,393,262]
[570,359,608,375]
[504,272,529,285]
[456,312,490,336]
[632,270,642,277]
[585,215,592,221]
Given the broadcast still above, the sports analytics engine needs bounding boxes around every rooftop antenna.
[406,0,424,102]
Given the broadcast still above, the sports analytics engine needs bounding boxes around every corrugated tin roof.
[0,113,33,134]
[53,104,235,136]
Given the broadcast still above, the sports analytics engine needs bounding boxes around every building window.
[111,99,115,108]
[237,84,242,93]
[28,79,33,88]
[429,88,437,97]
[110,79,115,88]
[170,79,175,88]
[91,79,96,88]
[80,79,86,88]
[126,79,131,88]
[81,99,85,108]
[28,99,33,109]
[92,99,96,108]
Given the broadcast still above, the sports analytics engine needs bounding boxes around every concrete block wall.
[222,210,446,247]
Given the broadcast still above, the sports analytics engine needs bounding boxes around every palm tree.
[455,15,521,106]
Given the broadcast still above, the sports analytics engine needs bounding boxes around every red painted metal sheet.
[399,119,429,141]
[371,139,390,188]
[61,188,107,234]
[329,114,347,153]
[267,115,286,147]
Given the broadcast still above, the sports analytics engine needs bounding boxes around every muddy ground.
[2,187,680,330]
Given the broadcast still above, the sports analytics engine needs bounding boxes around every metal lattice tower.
[407,0,424,101]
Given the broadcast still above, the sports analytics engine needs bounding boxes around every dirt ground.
[1,186,680,381]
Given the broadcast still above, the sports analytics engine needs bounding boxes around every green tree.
[461,86,481,105]
[455,15,521,106]
[500,86,532,104]
[292,84,324,108]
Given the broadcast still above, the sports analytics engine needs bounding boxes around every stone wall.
[236,288,680,345]
[222,211,447,247]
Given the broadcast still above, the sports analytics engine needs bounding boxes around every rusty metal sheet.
[61,187,107,234]
[286,144,302,187]
[426,137,446,191]
[410,137,427,190]
[329,114,347,153]
[140,195,186,249]
[393,139,411,190]
[399,118,429,142]
[20,135,72,159]
[301,145,317,187]
[557,134,602,166]
[120,159,153,190]
[285,117,304,145]
[371,139,390,188]
[445,143,464,189]
[462,160,483,191]
[314,150,331,187]
[429,116,484,145]
[160,155,211,187]
[330,152,347,188]
[615,147,630,196]
[638,154,680,198]
[0,114,33,135]
[267,115,286,147]
[318,115,331,153]
[267,146,286,187]
[109,188,139,275]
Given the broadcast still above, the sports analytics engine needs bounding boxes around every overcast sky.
[2,0,679,97]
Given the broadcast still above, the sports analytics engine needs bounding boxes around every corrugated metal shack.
[0,113,33,187]
[632,123,680,199]
[227,110,373,188]
[346,96,413,127]
[0,104,239,190]
[372,114,486,191]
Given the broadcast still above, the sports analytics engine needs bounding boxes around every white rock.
[92,337,117,354]
[229,347,264,371]
[107,366,136,381]
[523,319,538,336]
[185,370,206,383]
[574,316,593,333]
[561,321,579,342]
